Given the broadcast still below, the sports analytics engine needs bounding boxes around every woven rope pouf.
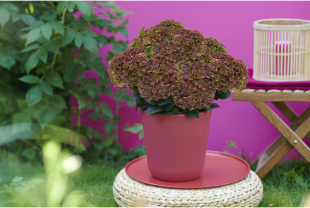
[113,169,263,207]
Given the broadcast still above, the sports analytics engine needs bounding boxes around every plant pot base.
[125,150,251,189]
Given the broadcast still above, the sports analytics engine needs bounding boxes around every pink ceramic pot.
[141,110,211,182]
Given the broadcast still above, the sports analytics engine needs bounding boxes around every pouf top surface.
[125,150,250,189]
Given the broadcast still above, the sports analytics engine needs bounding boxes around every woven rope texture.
[113,169,263,207]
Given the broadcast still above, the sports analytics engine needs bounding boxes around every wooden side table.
[232,89,310,179]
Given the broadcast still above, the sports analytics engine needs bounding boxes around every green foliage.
[132,90,223,118]
[224,141,237,153]
[124,123,144,140]
[0,1,144,162]
[0,176,44,195]
[108,19,249,114]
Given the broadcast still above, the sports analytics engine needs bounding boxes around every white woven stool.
[113,169,263,207]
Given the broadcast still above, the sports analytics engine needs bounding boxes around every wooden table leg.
[272,103,310,142]
[251,102,310,178]
[272,102,298,122]
[255,106,310,169]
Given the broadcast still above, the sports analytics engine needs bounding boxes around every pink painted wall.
[74,1,310,161]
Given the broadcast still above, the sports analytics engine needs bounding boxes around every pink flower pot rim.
[141,110,208,117]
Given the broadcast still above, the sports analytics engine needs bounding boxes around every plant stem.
[114,99,119,139]
[77,109,81,127]
[61,5,68,24]
[50,53,57,72]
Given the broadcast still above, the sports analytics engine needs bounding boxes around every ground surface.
[0,158,309,207]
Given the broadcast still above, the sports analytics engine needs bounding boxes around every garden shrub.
[0,1,145,162]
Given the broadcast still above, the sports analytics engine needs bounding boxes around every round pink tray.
[125,150,250,189]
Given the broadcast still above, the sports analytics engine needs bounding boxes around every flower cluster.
[108,19,248,111]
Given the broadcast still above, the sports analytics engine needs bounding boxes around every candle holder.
[253,19,310,81]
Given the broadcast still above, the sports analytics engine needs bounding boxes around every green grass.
[0,158,309,207]
[258,159,310,207]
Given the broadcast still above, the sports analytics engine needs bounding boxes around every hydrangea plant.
[108,19,249,118]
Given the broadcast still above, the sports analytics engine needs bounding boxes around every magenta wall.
[74,1,310,161]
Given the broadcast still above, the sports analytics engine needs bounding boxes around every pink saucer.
[125,150,251,189]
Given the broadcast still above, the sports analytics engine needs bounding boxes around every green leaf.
[120,29,128,37]
[102,107,113,119]
[0,7,10,27]
[112,115,121,122]
[93,130,103,138]
[19,75,40,84]
[113,44,123,54]
[50,95,67,109]
[184,109,199,118]
[103,137,113,147]
[16,99,28,110]
[34,105,58,128]
[40,23,52,40]
[26,27,41,46]
[145,99,157,105]
[40,81,53,96]
[121,18,129,26]
[141,104,150,110]
[44,39,59,54]
[36,47,48,63]
[0,31,13,41]
[78,99,86,110]
[138,132,144,140]
[226,141,236,148]
[1,2,19,13]
[25,52,39,73]
[12,176,23,183]
[57,1,68,13]
[164,102,175,111]
[210,103,220,109]
[80,29,97,37]
[83,35,98,56]
[67,1,75,12]
[219,91,231,99]
[146,106,163,115]
[205,107,212,113]
[77,1,92,18]
[49,20,64,35]
[215,90,231,100]
[21,44,40,53]
[16,183,36,195]
[26,86,42,106]
[87,89,96,97]
[160,106,179,115]
[31,178,44,185]
[106,52,114,61]
[45,72,64,89]
[12,14,20,22]
[157,96,172,106]
[124,124,143,133]
[21,148,36,161]
[63,28,77,46]
[98,18,113,27]
[0,54,15,69]
[93,140,104,151]
[74,33,84,49]
[21,14,36,25]
[104,122,117,135]
[39,10,56,21]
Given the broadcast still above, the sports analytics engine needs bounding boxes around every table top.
[232,89,310,102]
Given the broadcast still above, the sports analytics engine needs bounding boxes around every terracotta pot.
[141,110,211,182]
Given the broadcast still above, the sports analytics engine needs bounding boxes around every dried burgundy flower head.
[108,19,249,111]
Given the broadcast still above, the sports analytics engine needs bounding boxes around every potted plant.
[108,19,249,182]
